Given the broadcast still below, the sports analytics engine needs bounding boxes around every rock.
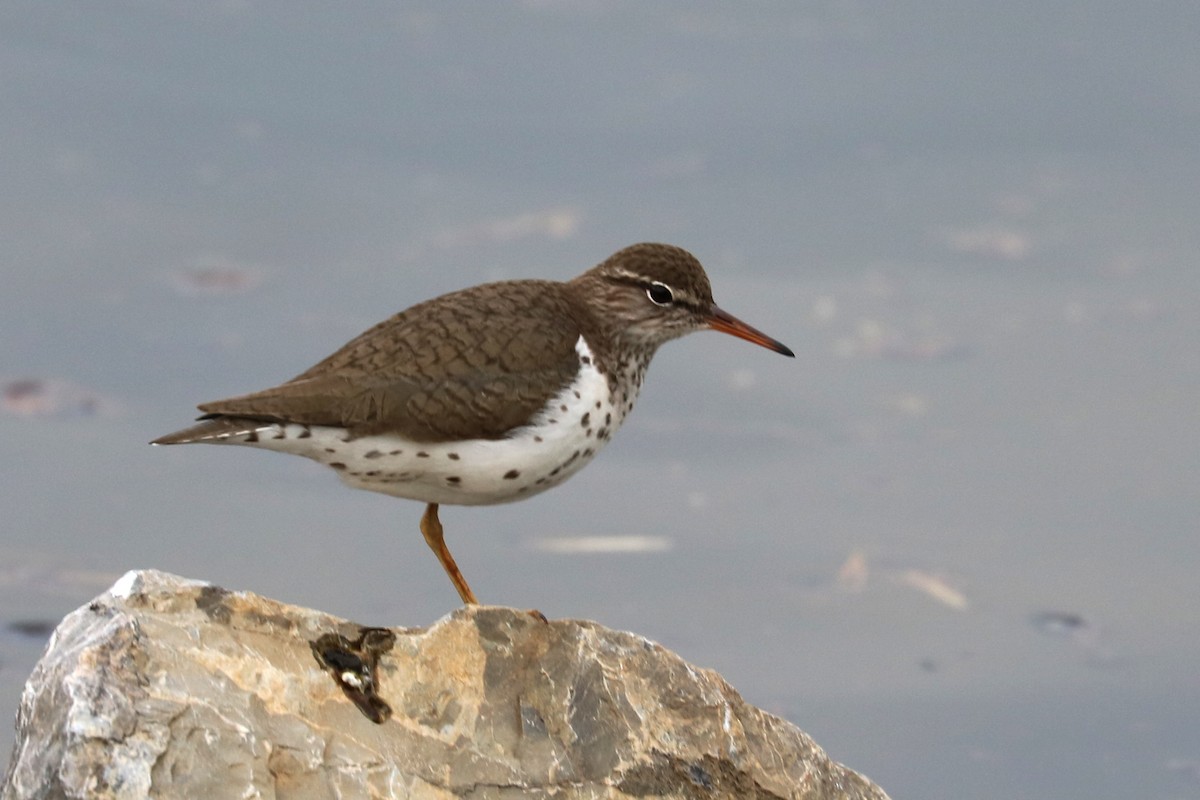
[2,570,889,799]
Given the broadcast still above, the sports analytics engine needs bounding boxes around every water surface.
[2,5,1198,798]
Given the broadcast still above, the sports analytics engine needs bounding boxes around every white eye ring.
[646,282,674,306]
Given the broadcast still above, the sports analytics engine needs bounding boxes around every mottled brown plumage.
[152,243,794,605]
[197,279,593,442]
[189,243,748,443]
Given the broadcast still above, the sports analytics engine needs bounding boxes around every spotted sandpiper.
[153,243,793,604]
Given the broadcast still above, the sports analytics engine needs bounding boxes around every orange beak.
[707,306,794,357]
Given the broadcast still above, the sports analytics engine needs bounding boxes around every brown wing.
[197,280,589,443]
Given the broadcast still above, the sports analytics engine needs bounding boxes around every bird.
[152,243,794,604]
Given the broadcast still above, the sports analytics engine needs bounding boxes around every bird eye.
[646,282,674,306]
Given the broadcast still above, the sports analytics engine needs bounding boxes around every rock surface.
[2,570,888,799]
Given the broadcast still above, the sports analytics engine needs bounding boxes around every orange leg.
[420,503,478,605]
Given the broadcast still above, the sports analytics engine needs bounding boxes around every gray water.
[2,4,1198,798]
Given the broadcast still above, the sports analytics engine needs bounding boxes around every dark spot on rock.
[311,628,396,724]
[504,469,520,480]
[196,585,233,624]
[618,753,752,797]
[687,763,714,790]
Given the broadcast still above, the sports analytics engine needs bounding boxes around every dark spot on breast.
[417,451,429,458]
[605,412,611,425]
[535,477,547,485]
[583,447,594,457]
[595,401,601,409]
[560,404,568,413]
[365,471,379,477]
[389,449,403,455]
[448,453,460,460]
[329,462,347,470]
[573,390,581,399]
[325,448,337,454]
[580,412,590,427]
[533,435,544,443]
[586,428,593,438]
[446,476,461,484]
[272,429,286,440]
[580,354,592,365]
[503,469,520,480]
[244,430,259,443]
[298,426,312,439]
[364,450,382,459]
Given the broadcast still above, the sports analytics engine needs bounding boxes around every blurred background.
[2,3,1198,798]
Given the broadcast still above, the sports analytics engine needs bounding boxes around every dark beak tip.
[707,306,794,359]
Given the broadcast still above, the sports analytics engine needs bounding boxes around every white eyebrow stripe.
[608,267,645,282]
[609,268,704,308]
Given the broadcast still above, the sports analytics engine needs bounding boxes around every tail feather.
[150,416,272,445]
